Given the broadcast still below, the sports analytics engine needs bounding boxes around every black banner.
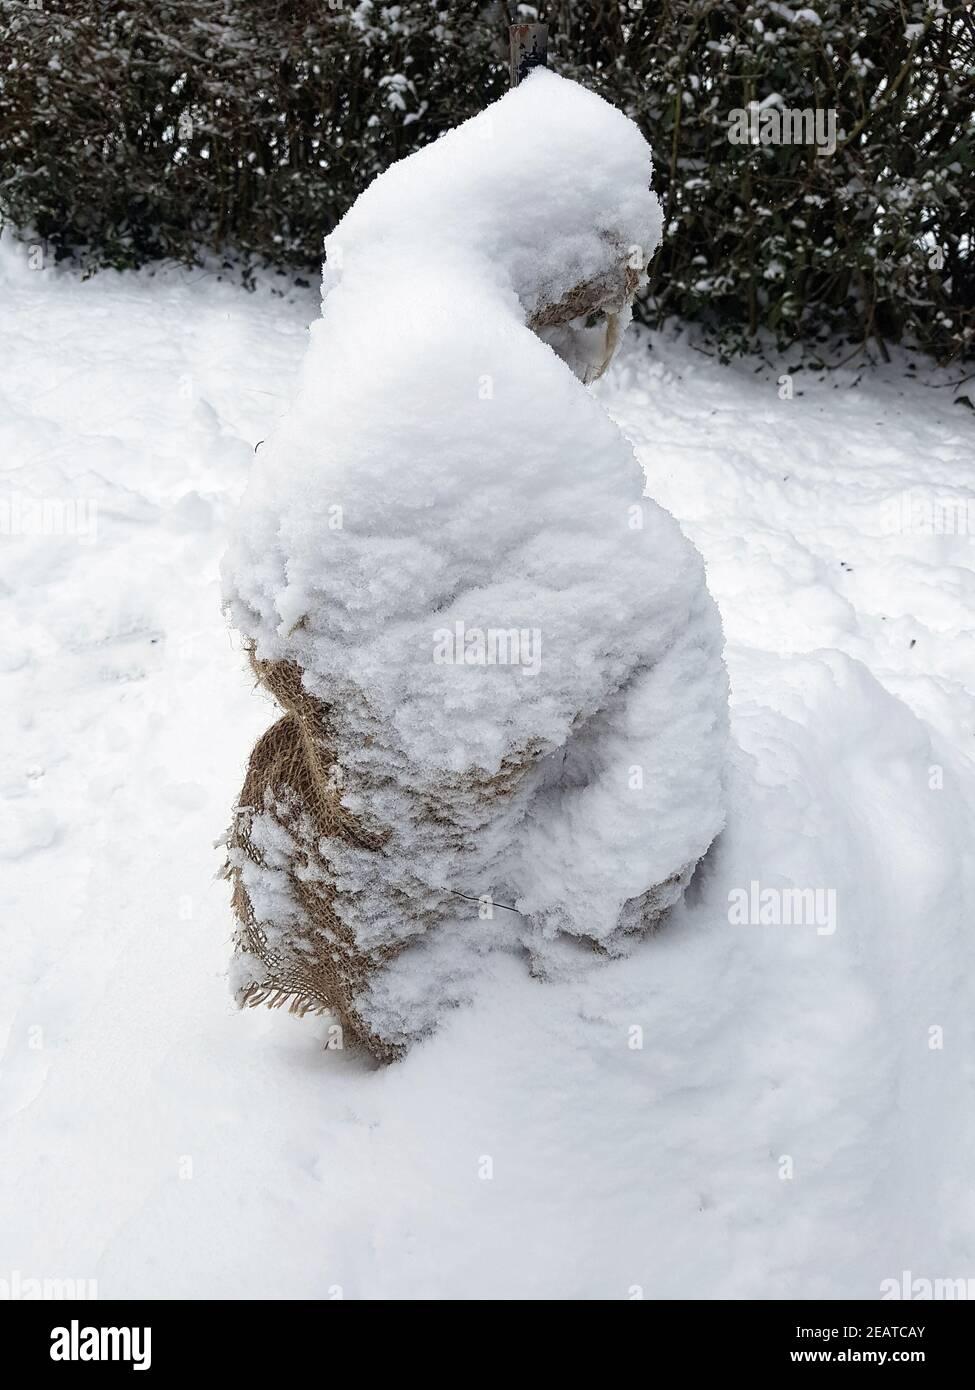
[2,1298,969,1376]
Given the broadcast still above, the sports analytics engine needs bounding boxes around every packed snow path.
[1,239,972,1298]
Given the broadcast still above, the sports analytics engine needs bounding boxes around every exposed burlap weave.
[528,257,643,382]
[225,650,413,1061]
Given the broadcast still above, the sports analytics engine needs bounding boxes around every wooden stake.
[509,22,548,87]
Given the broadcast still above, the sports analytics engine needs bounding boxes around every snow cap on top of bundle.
[322,68,662,381]
[321,69,662,317]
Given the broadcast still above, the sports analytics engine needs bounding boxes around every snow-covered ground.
[1,233,972,1299]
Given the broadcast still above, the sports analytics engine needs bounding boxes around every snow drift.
[222,70,729,1057]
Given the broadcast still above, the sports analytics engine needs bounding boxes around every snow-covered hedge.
[1,0,971,360]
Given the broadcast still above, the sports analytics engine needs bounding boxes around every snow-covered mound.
[1,234,973,1297]
[223,70,729,1052]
